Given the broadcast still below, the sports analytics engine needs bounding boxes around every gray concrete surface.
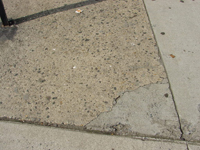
[143,0,200,141]
[0,121,192,150]
[188,144,200,150]
[86,84,181,139]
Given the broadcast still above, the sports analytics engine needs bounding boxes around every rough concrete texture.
[0,121,189,150]
[143,0,200,141]
[86,84,181,139]
[0,0,166,126]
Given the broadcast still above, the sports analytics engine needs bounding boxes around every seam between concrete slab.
[186,142,190,150]
[85,83,185,141]
[141,0,185,141]
[1,119,200,146]
[84,82,159,127]
[1,120,200,146]
[84,95,121,127]
[84,81,167,128]
[169,86,185,140]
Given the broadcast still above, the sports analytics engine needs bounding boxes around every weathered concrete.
[1,0,200,148]
[143,0,200,141]
[0,0,166,127]
[86,84,181,139]
[188,144,200,150]
[0,121,189,150]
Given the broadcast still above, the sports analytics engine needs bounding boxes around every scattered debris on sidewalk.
[170,54,176,58]
[131,43,135,46]
[75,9,83,13]
[161,32,165,35]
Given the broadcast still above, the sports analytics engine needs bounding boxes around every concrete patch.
[188,144,200,150]
[86,84,181,139]
[0,0,166,127]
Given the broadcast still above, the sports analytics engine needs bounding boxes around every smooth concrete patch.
[0,0,166,126]
[144,0,200,141]
[86,84,181,139]
[188,144,200,150]
[0,121,188,150]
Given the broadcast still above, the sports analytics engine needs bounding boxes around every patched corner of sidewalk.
[86,84,181,140]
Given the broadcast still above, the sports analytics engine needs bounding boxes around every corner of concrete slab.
[186,143,190,150]
[85,83,182,140]
[187,142,200,150]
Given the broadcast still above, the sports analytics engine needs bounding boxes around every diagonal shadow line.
[14,0,105,25]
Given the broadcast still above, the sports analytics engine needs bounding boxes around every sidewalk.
[1,121,198,150]
[0,0,200,149]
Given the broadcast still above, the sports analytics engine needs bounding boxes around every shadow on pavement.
[14,0,105,25]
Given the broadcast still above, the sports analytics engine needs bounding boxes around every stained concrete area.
[0,0,180,141]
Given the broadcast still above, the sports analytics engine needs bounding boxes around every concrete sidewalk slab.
[0,121,191,150]
[143,0,200,141]
[0,0,175,140]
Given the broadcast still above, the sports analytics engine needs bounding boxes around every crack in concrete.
[1,82,186,142]
[2,118,200,145]
[168,83,185,141]
[85,94,121,127]
[85,83,155,127]
[112,95,121,106]
[84,82,162,127]
[186,143,190,150]
[86,83,183,140]
[85,83,154,129]
[142,0,185,142]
